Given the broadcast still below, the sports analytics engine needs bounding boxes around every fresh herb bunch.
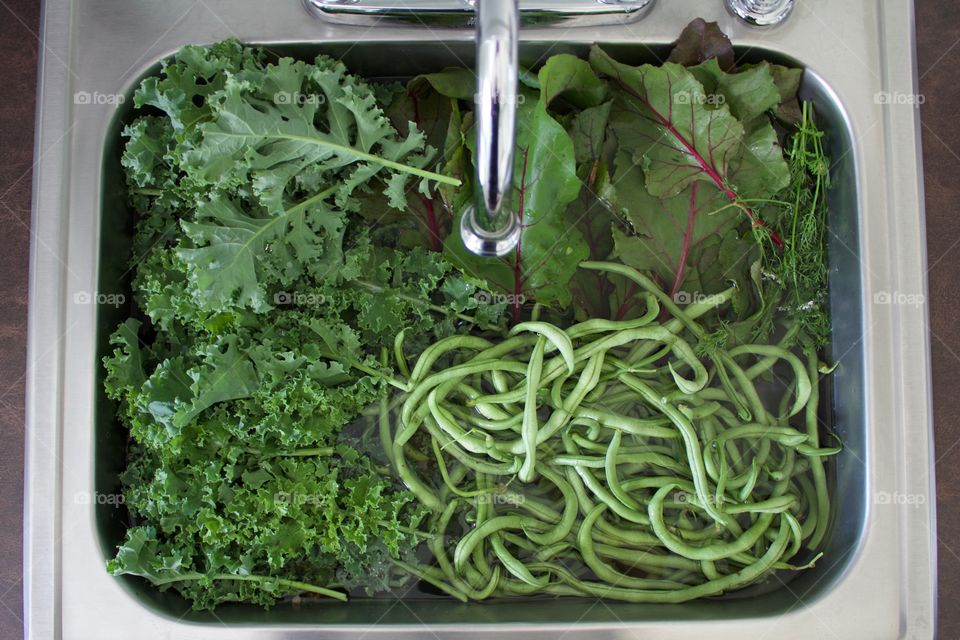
[764,101,832,347]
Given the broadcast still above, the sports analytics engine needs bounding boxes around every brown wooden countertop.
[0,1,956,637]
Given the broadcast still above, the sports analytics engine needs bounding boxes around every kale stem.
[269,447,335,458]
[307,337,410,390]
[205,131,461,186]
[342,358,408,390]
[147,572,348,601]
[245,447,335,457]
[380,521,437,539]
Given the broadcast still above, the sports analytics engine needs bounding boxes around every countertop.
[0,0,956,638]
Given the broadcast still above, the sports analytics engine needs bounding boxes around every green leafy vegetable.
[443,57,596,321]
[105,20,835,611]
[105,40,499,610]
[667,17,735,71]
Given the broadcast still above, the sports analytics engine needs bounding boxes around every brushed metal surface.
[24,0,935,638]
[304,0,656,26]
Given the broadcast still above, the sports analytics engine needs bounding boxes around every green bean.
[393,329,411,379]
[424,419,521,476]
[591,543,700,573]
[391,559,469,602]
[723,495,797,514]
[575,326,708,393]
[490,534,548,587]
[570,407,676,438]
[409,335,493,384]
[804,347,831,549]
[473,565,502,599]
[728,344,811,417]
[469,334,537,363]
[712,356,752,420]
[649,484,775,561]
[454,515,546,573]
[527,520,788,602]
[571,448,650,525]
[386,274,838,604]
[743,323,801,380]
[717,352,772,425]
[550,452,685,473]
[431,436,490,499]
[469,351,583,406]
[783,512,803,560]
[427,501,480,593]
[619,374,728,526]
[738,458,762,502]
[499,353,605,455]
[393,441,441,511]
[443,403,523,432]
[519,336,547,482]
[701,560,720,580]
[524,464,578,546]
[605,431,642,511]
[534,541,573,562]
[400,360,528,436]
[378,393,394,468]
[429,391,502,458]
[565,305,659,339]
[510,321,575,376]
[499,531,538,553]
[578,504,689,590]
[452,382,513,421]
[713,424,809,448]
[795,471,819,539]
[580,261,706,337]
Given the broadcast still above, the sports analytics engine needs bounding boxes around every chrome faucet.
[460,0,522,257]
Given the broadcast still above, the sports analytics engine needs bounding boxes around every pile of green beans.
[388,262,839,602]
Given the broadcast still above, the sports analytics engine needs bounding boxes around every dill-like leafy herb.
[760,102,832,347]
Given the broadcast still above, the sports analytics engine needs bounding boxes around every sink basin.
[25,0,936,638]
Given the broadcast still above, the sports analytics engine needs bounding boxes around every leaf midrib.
[205,130,460,186]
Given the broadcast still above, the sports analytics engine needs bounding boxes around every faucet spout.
[460,0,522,257]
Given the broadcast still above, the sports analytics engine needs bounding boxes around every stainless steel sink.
[25,0,936,638]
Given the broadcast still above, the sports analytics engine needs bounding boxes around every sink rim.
[24,1,936,638]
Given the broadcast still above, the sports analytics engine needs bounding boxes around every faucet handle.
[725,0,794,26]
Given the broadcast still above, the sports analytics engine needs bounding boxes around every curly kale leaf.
[105,40,496,611]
